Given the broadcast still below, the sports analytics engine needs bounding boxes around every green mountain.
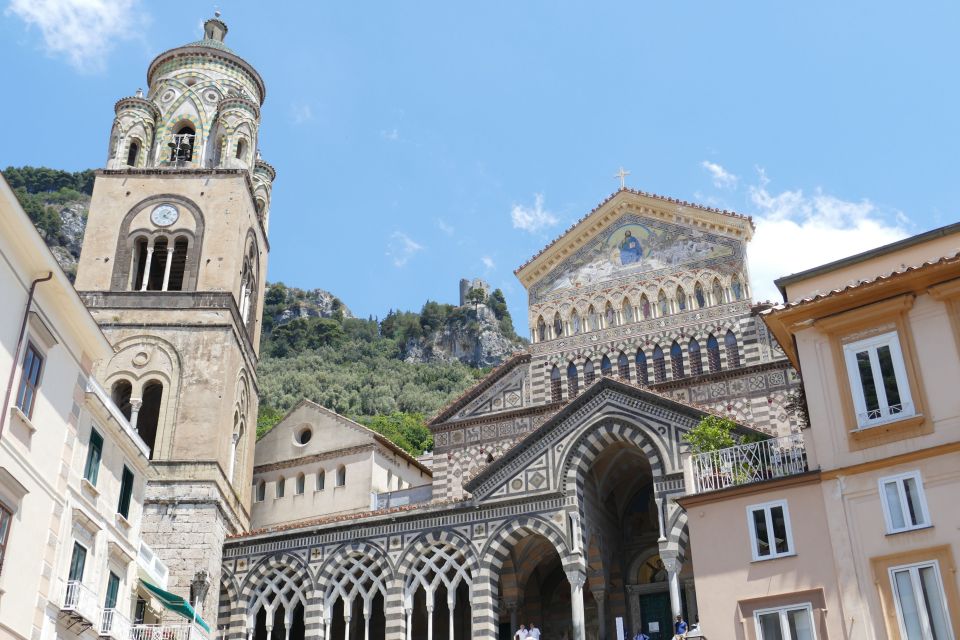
[5,166,525,456]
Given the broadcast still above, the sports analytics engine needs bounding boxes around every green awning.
[140,580,211,633]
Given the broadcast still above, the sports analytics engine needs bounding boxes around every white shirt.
[515,630,528,640]
[528,627,542,640]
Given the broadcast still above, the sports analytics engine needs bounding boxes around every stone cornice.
[648,358,793,392]
[253,444,374,474]
[431,402,562,434]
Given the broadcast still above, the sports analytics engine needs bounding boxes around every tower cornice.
[147,44,266,104]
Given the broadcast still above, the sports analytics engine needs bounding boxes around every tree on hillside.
[466,287,486,309]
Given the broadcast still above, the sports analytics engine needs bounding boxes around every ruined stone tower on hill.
[74,14,274,620]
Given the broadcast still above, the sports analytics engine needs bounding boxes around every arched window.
[387,470,394,488]
[553,313,563,338]
[132,237,149,290]
[111,380,132,421]
[146,237,168,291]
[536,316,546,342]
[587,305,599,331]
[604,302,616,328]
[571,311,581,335]
[255,198,266,221]
[617,352,630,381]
[622,298,634,323]
[600,355,612,377]
[316,469,326,491]
[166,237,189,291]
[636,349,649,385]
[236,138,247,161]
[658,290,669,317]
[731,276,744,301]
[694,283,706,309]
[707,334,721,373]
[567,362,579,398]
[170,125,195,162]
[295,473,305,495]
[213,135,224,167]
[138,380,163,459]
[713,278,725,306]
[671,341,685,378]
[583,359,596,386]
[689,338,703,376]
[276,476,285,498]
[725,330,741,367]
[126,140,140,167]
[255,480,265,502]
[652,346,666,383]
[641,294,652,320]
[676,286,687,312]
[336,465,346,487]
[550,366,562,402]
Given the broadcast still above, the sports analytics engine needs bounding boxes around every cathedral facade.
[68,16,804,640]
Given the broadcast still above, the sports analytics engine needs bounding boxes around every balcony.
[130,624,206,640]
[137,540,170,589]
[99,609,132,640]
[689,433,809,493]
[371,484,432,510]
[61,580,100,629]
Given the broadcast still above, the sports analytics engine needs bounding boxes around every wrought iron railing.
[62,580,100,623]
[130,624,204,640]
[99,608,131,640]
[692,433,808,493]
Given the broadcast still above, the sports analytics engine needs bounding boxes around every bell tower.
[75,14,275,621]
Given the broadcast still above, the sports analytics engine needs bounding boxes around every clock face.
[151,204,179,227]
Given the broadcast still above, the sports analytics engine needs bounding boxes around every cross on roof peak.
[614,167,630,189]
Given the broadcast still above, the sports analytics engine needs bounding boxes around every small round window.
[295,427,312,446]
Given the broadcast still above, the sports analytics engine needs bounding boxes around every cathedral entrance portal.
[497,533,573,640]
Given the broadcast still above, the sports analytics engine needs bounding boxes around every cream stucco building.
[680,223,960,640]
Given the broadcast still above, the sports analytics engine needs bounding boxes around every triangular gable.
[515,189,754,292]
[464,377,761,502]
[428,353,532,426]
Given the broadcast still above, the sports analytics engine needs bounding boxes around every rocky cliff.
[403,303,521,367]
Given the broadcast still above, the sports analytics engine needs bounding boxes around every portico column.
[140,245,154,290]
[161,245,174,291]
[566,570,586,640]
[625,586,642,637]
[343,612,351,640]
[364,611,370,640]
[592,589,607,640]
[404,609,412,640]
[426,604,434,640]
[660,554,682,620]
[448,597,455,640]
[506,601,518,635]
[684,580,698,628]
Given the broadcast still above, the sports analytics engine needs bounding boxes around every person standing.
[514,624,529,640]
[528,622,541,640]
[633,630,650,640]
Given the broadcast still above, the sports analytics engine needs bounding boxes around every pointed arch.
[617,352,630,381]
[712,278,725,306]
[583,358,596,386]
[640,294,651,320]
[571,310,582,335]
[587,305,598,331]
[652,345,666,383]
[604,301,616,328]
[707,334,721,373]
[635,349,649,385]
[657,290,669,317]
[670,341,685,378]
[553,312,563,338]
[240,552,314,634]
[550,365,562,403]
[600,355,612,377]
[725,330,741,367]
[536,315,547,343]
[622,297,634,323]
[567,362,579,398]
[676,286,687,312]
[694,282,706,309]
[731,275,744,301]
[315,543,391,636]
[689,338,703,376]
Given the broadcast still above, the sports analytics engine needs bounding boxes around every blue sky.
[3,1,958,329]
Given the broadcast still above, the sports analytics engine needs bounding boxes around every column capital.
[565,569,587,589]
[591,588,607,604]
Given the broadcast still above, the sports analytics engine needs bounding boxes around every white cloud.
[481,256,495,270]
[511,193,558,233]
[7,0,146,71]
[436,218,454,236]
[290,103,313,125]
[701,161,738,189]
[381,128,400,141]
[386,231,423,267]
[748,171,909,302]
